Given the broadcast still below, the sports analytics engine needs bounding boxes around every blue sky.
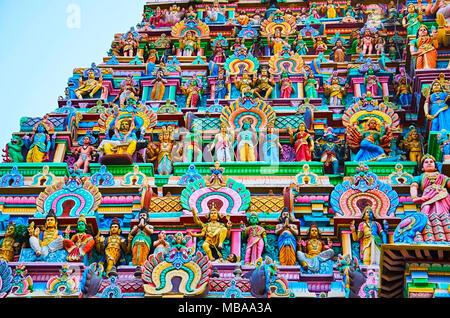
[0,0,147,151]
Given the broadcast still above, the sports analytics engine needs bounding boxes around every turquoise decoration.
[178,164,202,186]
[393,213,428,243]
[91,165,115,186]
[101,276,123,298]
[0,259,13,298]
[0,166,24,187]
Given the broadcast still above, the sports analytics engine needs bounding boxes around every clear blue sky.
[0,0,147,150]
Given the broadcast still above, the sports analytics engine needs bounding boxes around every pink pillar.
[353,83,361,98]
[382,83,389,97]
[231,229,241,259]
[199,48,204,56]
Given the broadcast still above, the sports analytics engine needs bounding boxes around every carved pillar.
[341,231,352,257]
[298,82,304,99]
[231,229,241,259]
[53,143,66,163]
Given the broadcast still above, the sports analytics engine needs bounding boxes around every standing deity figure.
[288,122,314,162]
[375,37,385,55]
[410,24,438,70]
[145,42,159,64]
[234,72,256,97]
[75,69,104,99]
[121,32,139,57]
[241,211,267,265]
[411,154,450,215]
[360,29,375,55]
[63,214,95,264]
[98,116,137,157]
[153,231,170,256]
[210,41,227,64]
[236,119,258,162]
[293,34,308,55]
[318,129,341,175]
[269,29,288,56]
[402,3,423,37]
[262,123,283,163]
[190,204,232,261]
[156,126,175,175]
[24,120,56,163]
[112,75,139,107]
[214,67,229,99]
[304,72,319,99]
[181,129,203,163]
[313,36,328,55]
[323,0,337,18]
[331,39,346,63]
[324,76,349,107]
[0,222,19,262]
[180,32,200,57]
[350,206,387,266]
[28,210,64,259]
[71,131,97,174]
[346,118,393,162]
[254,67,275,99]
[95,218,128,276]
[424,74,450,131]
[402,127,424,163]
[150,64,169,101]
[395,76,412,106]
[296,222,334,273]
[279,72,294,99]
[364,67,382,96]
[275,209,299,266]
[208,123,235,162]
[128,208,154,268]
[181,78,203,108]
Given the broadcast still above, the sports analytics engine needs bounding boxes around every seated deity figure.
[296,222,334,273]
[190,204,232,262]
[75,69,104,99]
[95,218,128,277]
[112,75,139,107]
[254,67,275,99]
[275,209,299,266]
[28,210,64,260]
[180,32,200,57]
[234,72,256,98]
[153,231,170,256]
[97,116,138,157]
[63,214,95,264]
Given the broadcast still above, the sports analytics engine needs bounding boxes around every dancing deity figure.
[190,204,232,261]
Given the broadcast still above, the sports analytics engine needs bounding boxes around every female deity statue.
[95,218,128,276]
[346,118,393,162]
[323,0,337,18]
[288,121,314,162]
[350,206,387,266]
[24,120,56,163]
[411,154,450,215]
[236,119,258,162]
[324,76,349,107]
[241,211,267,265]
[262,123,283,163]
[364,67,382,96]
[190,204,232,261]
[214,67,229,100]
[275,209,299,266]
[149,6,164,26]
[234,72,256,97]
[254,67,275,99]
[156,126,175,175]
[280,72,294,99]
[208,124,234,162]
[63,215,95,264]
[180,32,200,57]
[304,72,319,99]
[210,40,227,64]
[181,78,203,108]
[402,3,423,37]
[360,29,375,55]
[181,129,203,163]
[150,64,169,101]
[410,24,439,69]
[71,131,97,174]
[145,42,159,64]
[121,32,139,57]
[313,36,328,55]
[296,222,334,273]
[423,74,450,131]
[153,231,170,256]
[112,75,139,107]
[293,34,308,55]
[402,127,424,163]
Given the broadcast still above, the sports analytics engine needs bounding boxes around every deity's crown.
[78,214,87,225]
[421,153,436,163]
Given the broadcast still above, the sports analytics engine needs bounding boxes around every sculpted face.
[158,231,167,240]
[368,120,378,130]
[432,82,442,93]
[5,224,15,236]
[418,26,428,37]
[299,123,306,132]
[110,224,120,234]
[46,217,57,229]
[77,221,87,233]
[83,136,91,145]
[310,227,319,238]
[423,158,437,172]
[209,209,219,221]
[37,124,45,134]
[249,214,259,226]
[119,120,131,133]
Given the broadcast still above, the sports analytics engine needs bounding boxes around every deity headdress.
[363,116,381,131]
[78,214,87,226]
[111,217,121,228]
[33,116,55,134]
[78,130,97,146]
[420,153,436,165]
